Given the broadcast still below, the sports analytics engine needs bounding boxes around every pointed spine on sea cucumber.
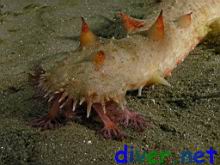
[80,17,97,47]
[138,86,144,97]
[86,101,93,118]
[148,10,165,41]
[149,72,171,87]
[72,101,78,112]
[93,50,106,71]
[79,97,85,105]
[59,97,71,109]
[101,100,106,114]
[118,12,145,33]
[176,12,192,28]
[48,95,55,103]
[58,92,68,103]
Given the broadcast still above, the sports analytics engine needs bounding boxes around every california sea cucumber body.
[32,0,220,139]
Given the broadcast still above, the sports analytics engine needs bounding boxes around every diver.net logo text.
[114,145,218,164]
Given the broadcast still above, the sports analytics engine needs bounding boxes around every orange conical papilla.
[80,17,96,47]
[148,10,165,41]
[93,50,106,71]
[177,12,192,28]
[118,12,145,33]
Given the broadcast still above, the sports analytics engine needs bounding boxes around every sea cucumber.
[31,0,220,140]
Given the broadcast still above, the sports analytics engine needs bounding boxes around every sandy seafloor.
[0,0,220,164]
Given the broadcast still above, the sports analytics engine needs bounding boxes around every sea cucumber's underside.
[31,0,220,140]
